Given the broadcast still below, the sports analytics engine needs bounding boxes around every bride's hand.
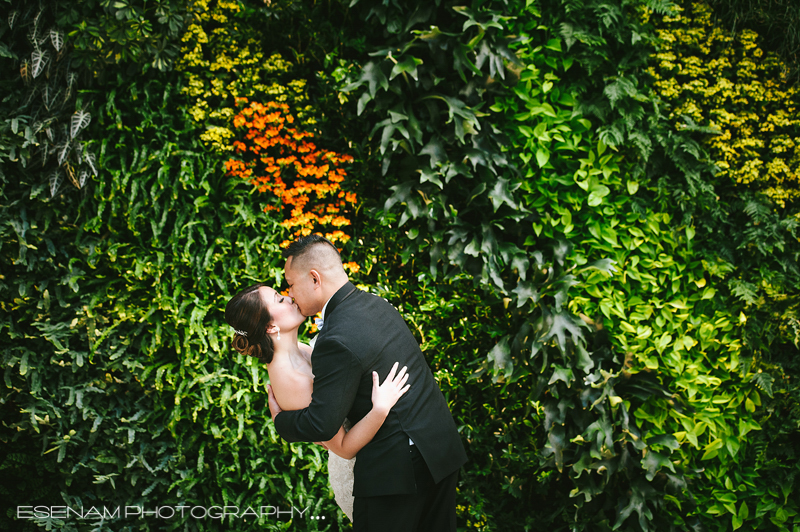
[267,385,282,422]
[371,362,410,415]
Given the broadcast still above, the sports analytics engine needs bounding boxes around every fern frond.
[729,278,760,305]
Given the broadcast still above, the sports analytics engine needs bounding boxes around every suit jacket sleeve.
[273,337,361,442]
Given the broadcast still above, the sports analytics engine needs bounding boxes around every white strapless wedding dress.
[328,450,355,521]
[327,417,355,521]
[303,339,355,521]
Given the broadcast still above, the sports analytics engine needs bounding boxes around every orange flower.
[343,261,360,273]
[226,100,358,247]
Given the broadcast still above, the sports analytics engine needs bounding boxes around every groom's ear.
[309,269,321,287]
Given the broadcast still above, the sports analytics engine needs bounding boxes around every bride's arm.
[323,362,410,460]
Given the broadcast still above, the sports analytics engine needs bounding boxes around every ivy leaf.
[452,5,503,31]
[419,166,443,188]
[384,181,414,211]
[378,120,395,155]
[464,235,480,257]
[553,239,572,266]
[480,223,498,256]
[424,95,480,142]
[576,258,617,274]
[646,434,679,452]
[553,274,579,311]
[511,251,529,280]
[390,55,423,81]
[420,138,446,166]
[642,450,676,481]
[488,177,517,211]
[487,336,513,379]
[512,280,539,308]
[362,61,389,97]
[355,93,371,116]
[614,479,655,529]
[542,309,585,354]
[576,341,594,373]
[453,43,481,81]
[465,148,487,169]
[547,424,566,473]
[548,364,574,385]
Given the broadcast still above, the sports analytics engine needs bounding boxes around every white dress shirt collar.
[317,294,335,329]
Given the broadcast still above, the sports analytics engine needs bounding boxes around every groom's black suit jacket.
[275,282,467,497]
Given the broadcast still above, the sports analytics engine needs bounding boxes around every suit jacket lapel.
[323,281,357,322]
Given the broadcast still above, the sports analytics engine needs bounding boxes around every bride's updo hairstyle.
[225,282,274,363]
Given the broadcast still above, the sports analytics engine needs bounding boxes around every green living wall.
[1,1,337,531]
[1,0,798,531]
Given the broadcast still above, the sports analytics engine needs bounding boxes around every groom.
[268,234,467,531]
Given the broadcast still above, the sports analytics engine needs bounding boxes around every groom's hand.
[267,385,282,422]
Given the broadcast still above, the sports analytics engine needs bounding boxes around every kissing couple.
[225,234,467,531]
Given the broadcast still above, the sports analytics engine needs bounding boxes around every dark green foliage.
[554,0,799,359]
[337,0,701,529]
[1,0,799,531]
[0,57,339,532]
[339,0,799,529]
[0,432,60,532]
[540,0,799,529]
[1,0,97,197]
[63,0,190,72]
[0,0,191,198]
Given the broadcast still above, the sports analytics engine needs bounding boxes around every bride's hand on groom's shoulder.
[371,362,410,416]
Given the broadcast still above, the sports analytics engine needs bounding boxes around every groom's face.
[284,257,320,317]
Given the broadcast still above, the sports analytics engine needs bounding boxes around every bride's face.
[259,287,305,332]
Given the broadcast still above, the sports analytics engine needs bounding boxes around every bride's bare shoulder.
[268,356,313,411]
[298,342,313,363]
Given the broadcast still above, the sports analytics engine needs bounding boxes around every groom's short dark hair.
[282,234,341,262]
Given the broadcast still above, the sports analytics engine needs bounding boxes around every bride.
[224,282,410,521]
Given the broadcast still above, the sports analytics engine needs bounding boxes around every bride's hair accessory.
[225,282,278,364]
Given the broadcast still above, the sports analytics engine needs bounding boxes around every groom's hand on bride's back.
[267,385,282,422]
